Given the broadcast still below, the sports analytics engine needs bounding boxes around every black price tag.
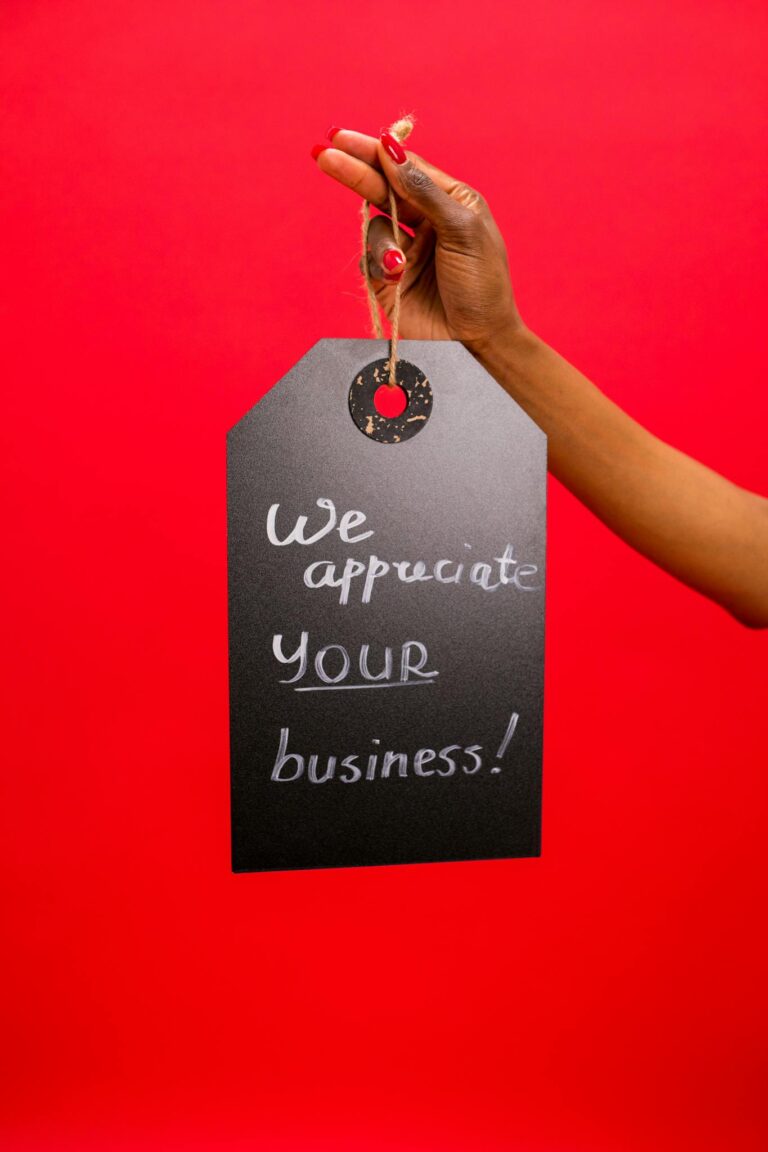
[227,339,547,872]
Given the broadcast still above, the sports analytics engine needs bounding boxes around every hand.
[312,127,523,353]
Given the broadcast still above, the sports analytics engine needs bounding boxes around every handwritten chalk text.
[273,631,438,690]
[271,727,487,783]
[267,498,539,606]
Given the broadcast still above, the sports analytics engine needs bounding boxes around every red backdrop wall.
[2,3,767,1149]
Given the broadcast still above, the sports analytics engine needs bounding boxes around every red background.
[2,2,767,1149]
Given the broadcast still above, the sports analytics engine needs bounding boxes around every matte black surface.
[348,356,432,443]
[227,339,547,873]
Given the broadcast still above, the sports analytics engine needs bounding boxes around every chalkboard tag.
[227,338,546,873]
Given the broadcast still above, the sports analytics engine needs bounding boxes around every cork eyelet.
[348,358,433,445]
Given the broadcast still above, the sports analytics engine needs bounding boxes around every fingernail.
[311,143,329,160]
[380,130,407,164]
[326,125,342,141]
[382,249,406,273]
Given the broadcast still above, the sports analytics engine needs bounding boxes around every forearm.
[473,326,768,627]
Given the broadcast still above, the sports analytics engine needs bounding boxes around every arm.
[313,124,768,627]
[473,327,768,627]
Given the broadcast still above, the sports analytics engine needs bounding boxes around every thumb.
[378,130,471,236]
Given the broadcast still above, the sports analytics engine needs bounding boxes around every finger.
[325,127,382,168]
[365,132,486,215]
[313,142,426,225]
[365,215,412,281]
[327,127,479,217]
[359,217,435,282]
[313,146,389,209]
[378,133,477,233]
[326,126,462,199]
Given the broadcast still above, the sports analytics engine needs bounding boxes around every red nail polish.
[326,125,342,141]
[382,249,405,273]
[380,130,407,164]
[311,143,329,160]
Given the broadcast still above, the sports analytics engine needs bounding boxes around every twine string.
[360,117,414,387]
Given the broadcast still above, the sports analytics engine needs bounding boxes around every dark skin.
[314,127,768,628]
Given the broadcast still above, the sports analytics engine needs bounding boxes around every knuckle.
[472,188,488,212]
[453,181,486,212]
[401,163,435,196]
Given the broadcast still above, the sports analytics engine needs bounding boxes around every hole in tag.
[374,383,408,418]
[349,358,433,444]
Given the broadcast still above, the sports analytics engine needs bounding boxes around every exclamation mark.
[490,711,519,773]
